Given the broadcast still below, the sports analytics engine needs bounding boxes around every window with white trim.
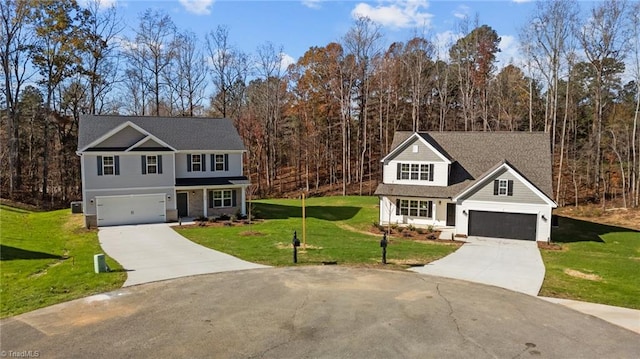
[103,156,114,175]
[191,155,201,172]
[215,154,225,171]
[400,164,410,179]
[146,155,157,174]
[397,162,433,181]
[420,164,430,180]
[498,179,508,196]
[211,190,232,207]
[399,199,432,217]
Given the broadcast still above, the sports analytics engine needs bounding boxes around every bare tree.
[0,0,32,197]
[577,0,629,196]
[167,30,207,116]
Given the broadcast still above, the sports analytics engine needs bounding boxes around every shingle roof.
[375,131,553,199]
[78,115,246,151]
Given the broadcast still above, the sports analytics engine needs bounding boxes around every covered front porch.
[175,176,249,219]
[379,196,456,229]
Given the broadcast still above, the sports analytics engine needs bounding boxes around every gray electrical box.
[71,201,83,214]
[94,254,108,273]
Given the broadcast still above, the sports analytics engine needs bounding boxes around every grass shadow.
[552,216,638,244]
[254,203,361,221]
[0,244,63,261]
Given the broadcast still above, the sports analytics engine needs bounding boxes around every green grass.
[176,196,459,268]
[540,216,640,309]
[0,205,126,318]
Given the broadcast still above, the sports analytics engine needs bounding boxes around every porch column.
[432,200,437,225]
[241,186,246,216]
[203,188,207,217]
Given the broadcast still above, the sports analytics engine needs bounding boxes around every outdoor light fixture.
[542,214,547,221]
[462,210,467,215]
[90,199,94,204]
[167,195,171,201]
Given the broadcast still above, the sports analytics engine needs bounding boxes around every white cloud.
[496,35,526,69]
[179,0,214,15]
[302,0,322,9]
[351,0,433,29]
[433,30,460,60]
[281,53,296,73]
[453,5,470,19]
[78,0,117,11]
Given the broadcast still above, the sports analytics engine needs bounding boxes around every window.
[498,179,508,196]
[215,154,225,171]
[191,155,201,172]
[412,145,419,153]
[211,190,233,208]
[397,163,433,181]
[398,199,432,218]
[401,164,410,180]
[146,155,157,174]
[420,164,430,180]
[103,156,114,175]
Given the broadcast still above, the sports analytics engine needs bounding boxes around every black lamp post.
[380,232,388,264]
[292,231,301,263]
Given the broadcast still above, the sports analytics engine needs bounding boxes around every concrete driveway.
[2,267,638,358]
[410,236,545,295]
[98,223,268,286]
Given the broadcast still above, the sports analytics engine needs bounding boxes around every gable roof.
[379,131,554,199]
[381,132,452,164]
[78,115,246,152]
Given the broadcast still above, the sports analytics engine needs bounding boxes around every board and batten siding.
[390,137,444,162]
[461,168,547,205]
[93,126,146,148]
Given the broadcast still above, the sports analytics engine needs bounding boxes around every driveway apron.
[98,223,268,286]
[409,236,545,295]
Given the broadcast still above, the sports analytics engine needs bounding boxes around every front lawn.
[0,205,125,318]
[175,196,459,268]
[540,216,640,309]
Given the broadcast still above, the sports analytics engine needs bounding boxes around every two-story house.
[374,131,557,242]
[77,115,249,227]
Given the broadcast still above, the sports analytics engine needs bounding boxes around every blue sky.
[96,0,594,69]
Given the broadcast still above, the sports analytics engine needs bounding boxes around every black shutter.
[493,180,499,195]
[158,155,163,174]
[141,156,147,174]
[187,154,192,172]
[429,164,434,181]
[224,154,229,171]
[427,201,433,218]
[395,199,400,215]
[97,156,103,176]
[208,191,213,208]
[114,156,120,175]
[201,154,206,171]
[232,190,237,207]
[507,180,514,196]
[397,163,401,180]
[211,154,216,172]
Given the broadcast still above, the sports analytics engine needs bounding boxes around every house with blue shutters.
[77,115,249,227]
[374,132,557,241]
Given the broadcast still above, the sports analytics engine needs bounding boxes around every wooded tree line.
[1,0,639,208]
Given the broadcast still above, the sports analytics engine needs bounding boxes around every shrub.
[427,225,434,233]
[416,228,424,234]
[195,216,208,222]
[407,224,416,232]
[218,214,231,221]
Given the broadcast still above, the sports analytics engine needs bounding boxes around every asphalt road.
[2,267,639,358]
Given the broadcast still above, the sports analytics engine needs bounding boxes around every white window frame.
[215,154,225,171]
[212,190,232,208]
[498,179,508,196]
[146,155,158,174]
[399,162,431,181]
[399,199,431,218]
[103,156,115,176]
[191,155,201,172]
[400,164,410,180]
[420,164,430,181]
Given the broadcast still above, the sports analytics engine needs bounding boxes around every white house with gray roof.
[374,132,557,241]
[77,115,249,227]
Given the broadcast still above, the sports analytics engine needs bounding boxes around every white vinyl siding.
[175,153,243,178]
[84,154,174,190]
[462,169,546,205]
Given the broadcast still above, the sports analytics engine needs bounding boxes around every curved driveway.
[410,236,545,295]
[98,223,267,286]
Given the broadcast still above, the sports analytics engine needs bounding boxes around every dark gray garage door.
[468,210,536,240]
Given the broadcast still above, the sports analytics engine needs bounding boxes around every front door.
[177,192,188,217]
[446,203,456,227]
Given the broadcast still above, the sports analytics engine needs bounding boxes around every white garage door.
[96,194,166,226]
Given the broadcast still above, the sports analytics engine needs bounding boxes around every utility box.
[71,201,83,214]
[94,254,108,273]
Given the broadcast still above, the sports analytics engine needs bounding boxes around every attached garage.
[96,194,166,226]
[468,210,537,241]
